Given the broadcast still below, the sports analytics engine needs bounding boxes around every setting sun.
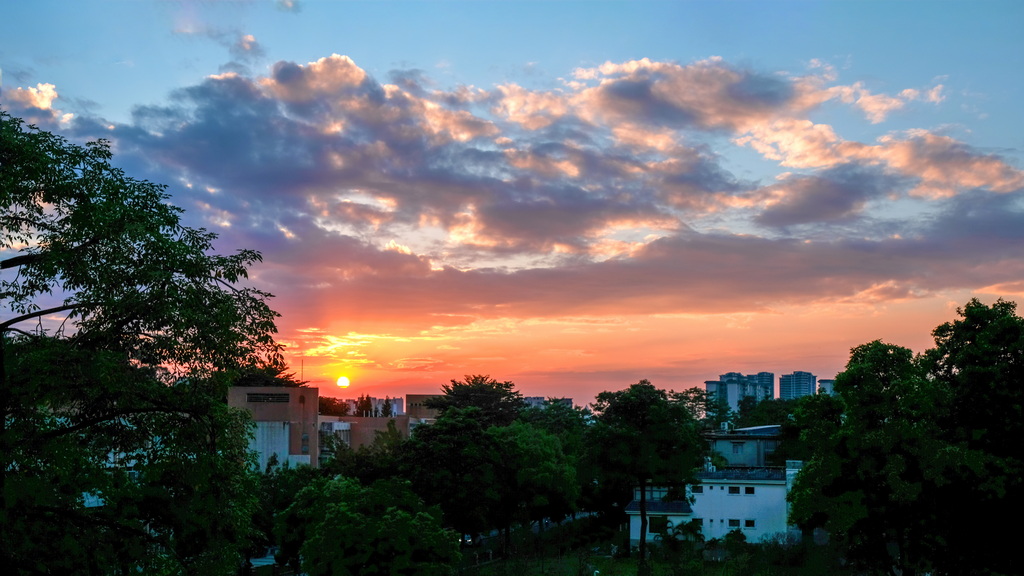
[336,376,351,388]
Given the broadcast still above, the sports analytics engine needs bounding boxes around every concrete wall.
[690,479,788,541]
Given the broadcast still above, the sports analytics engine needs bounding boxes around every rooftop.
[697,467,786,482]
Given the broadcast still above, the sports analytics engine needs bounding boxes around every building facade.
[626,461,803,545]
[705,372,775,412]
[227,386,320,470]
[705,425,782,468]
[779,371,817,400]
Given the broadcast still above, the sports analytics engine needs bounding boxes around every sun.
[336,376,350,388]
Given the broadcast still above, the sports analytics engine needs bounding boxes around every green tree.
[486,420,580,551]
[319,396,351,417]
[790,299,1024,576]
[789,341,940,576]
[588,380,705,572]
[324,418,406,484]
[734,396,795,429]
[518,399,592,518]
[425,374,525,427]
[355,393,374,417]
[381,394,395,417]
[402,406,497,536]
[280,476,460,576]
[922,299,1024,575]
[1,111,280,573]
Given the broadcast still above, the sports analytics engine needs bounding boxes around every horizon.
[2,1,1022,407]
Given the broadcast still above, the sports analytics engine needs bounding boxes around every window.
[745,486,755,495]
[744,519,756,529]
[246,393,290,403]
[728,519,740,528]
[650,516,669,534]
[691,485,703,494]
[732,442,744,454]
[728,486,740,495]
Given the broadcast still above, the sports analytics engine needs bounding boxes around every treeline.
[256,375,719,574]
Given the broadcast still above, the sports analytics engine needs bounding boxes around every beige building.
[228,386,320,470]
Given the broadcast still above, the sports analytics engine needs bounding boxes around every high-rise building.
[779,371,817,400]
[817,379,835,395]
[705,372,775,412]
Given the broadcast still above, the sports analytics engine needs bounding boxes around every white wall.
[251,421,311,471]
[690,480,788,541]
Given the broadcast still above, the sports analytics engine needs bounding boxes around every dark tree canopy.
[278,477,460,576]
[1,111,281,574]
[790,299,1024,576]
[425,374,525,427]
[589,380,705,569]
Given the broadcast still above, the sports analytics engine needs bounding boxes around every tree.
[425,374,525,427]
[381,394,394,417]
[519,399,593,517]
[588,380,705,572]
[355,393,374,417]
[486,420,579,552]
[402,406,497,536]
[790,299,1024,576]
[789,341,940,576]
[734,396,795,429]
[1,111,281,573]
[323,418,406,484]
[319,396,351,417]
[233,363,305,387]
[921,299,1024,575]
[281,477,460,576]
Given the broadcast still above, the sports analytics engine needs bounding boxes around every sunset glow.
[3,1,1022,405]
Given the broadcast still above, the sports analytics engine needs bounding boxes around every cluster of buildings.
[228,379,818,545]
[704,371,835,412]
[624,370,839,545]
[226,387,570,471]
[626,424,801,544]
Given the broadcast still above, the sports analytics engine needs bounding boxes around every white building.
[689,467,790,541]
[625,486,694,544]
[626,462,803,545]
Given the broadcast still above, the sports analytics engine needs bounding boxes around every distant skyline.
[3,1,1023,405]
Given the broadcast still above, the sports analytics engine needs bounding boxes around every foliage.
[2,339,259,575]
[323,418,406,484]
[671,387,733,430]
[1,111,281,573]
[319,395,351,416]
[0,110,281,374]
[233,363,305,387]
[487,421,580,548]
[790,299,1024,576]
[250,464,320,559]
[588,380,705,571]
[355,393,375,416]
[518,400,593,517]
[402,406,498,535]
[734,396,795,429]
[425,374,525,427]
[279,476,460,576]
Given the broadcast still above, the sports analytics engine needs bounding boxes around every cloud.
[27,54,1020,345]
[1,83,74,126]
[753,165,899,227]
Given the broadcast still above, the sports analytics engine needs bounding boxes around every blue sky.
[3,1,1023,402]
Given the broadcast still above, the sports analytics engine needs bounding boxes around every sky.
[3,1,1024,405]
